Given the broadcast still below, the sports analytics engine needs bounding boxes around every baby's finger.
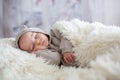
[69,54,75,62]
[67,55,72,62]
[71,54,75,61]
[63,56,69,64]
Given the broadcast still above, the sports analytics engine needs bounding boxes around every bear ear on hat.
[20,25,28,30]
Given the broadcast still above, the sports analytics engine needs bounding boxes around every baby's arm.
[60,37,75,64]
[50,29,75,65]
[36,49,61,65]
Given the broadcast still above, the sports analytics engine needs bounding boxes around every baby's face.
[18,32,49,53]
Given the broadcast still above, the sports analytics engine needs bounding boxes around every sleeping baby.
[16,19,120,68]
[16,25,78,67]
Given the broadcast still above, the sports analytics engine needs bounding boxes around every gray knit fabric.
[15,26,50,49]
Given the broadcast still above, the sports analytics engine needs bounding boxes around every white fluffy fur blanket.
[53,19,120,67]
[0,19,120,80]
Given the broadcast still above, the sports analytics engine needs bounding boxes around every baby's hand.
[63,52,75,64]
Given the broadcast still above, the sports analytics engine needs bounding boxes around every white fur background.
[0,19,120,80]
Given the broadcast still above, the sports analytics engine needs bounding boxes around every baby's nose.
[35,39,40,45]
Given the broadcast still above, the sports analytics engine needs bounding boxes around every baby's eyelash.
[34,34,37,39]
[33,32,37,39]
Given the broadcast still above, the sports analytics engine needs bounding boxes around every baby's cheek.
[35,45,43,50]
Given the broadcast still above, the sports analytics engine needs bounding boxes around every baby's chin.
[42,46,48,50]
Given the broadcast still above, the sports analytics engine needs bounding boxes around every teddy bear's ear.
[13,25,29,36]
[21,25,28,30]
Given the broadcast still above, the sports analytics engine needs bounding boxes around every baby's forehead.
[20,32,32,39]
